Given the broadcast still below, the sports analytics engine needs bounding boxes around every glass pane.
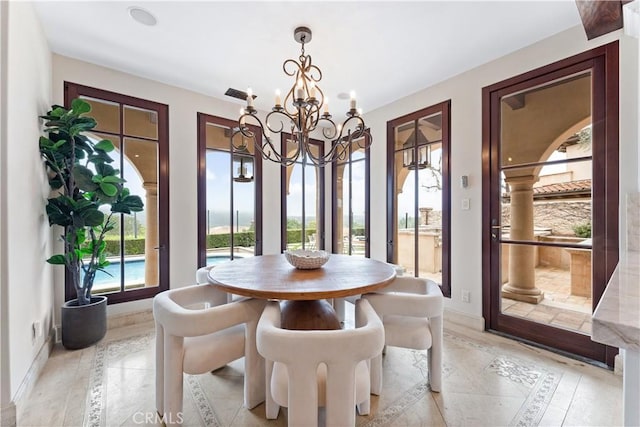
[500,73,591,168]
[123,137,157,288]
[308,141,322,158]
[304,164,318,249]
[232,173,256,256]
[395,149,416,276]
[500,243,592,335]
[351,136,366,161]
[80,96,120,134]
[335,162,347,254]
[231,131,255,155]
[351,160,366,257]
[394,120,414,151]
[286,164,303,250]
[417,142,443,284]
[206,150,232,262]
[92,215,122,295]
[418,113,443,146]
[123,105,158,140]
[91,134,122,295]
[206,123,231,151]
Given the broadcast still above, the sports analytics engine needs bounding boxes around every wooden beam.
[502,93,525,110]
[575,0,625,40]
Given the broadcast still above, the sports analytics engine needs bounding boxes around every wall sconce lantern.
[402,130,431,170]
[232,144,254,183]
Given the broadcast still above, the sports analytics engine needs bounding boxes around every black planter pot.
[61,296,107,350]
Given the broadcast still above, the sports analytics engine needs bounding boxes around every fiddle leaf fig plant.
[40,98,144,305]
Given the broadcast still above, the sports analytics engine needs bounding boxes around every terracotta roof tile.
[533,179,591,195]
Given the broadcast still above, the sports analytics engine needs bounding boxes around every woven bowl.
[284,250,330,270]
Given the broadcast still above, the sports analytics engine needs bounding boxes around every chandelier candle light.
[238,26,371,167]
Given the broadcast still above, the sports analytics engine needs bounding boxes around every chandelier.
[237,26,371,167]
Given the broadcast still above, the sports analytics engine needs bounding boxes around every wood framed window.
[387,101,451,297]
[197,113,262,267]
[281,134,325,252]
[64,82,169,304]
[332,133,371,257]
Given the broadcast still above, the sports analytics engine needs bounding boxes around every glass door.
[482,43,619,365]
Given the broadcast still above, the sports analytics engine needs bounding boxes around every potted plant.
[39,98,143,349]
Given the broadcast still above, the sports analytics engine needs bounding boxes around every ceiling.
[33,1,583,114]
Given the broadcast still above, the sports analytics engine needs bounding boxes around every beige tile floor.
[502,266,593,334]
[17,309,622,427]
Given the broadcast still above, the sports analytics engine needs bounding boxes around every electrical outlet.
[462,290,471,303]
[461,198,470,210]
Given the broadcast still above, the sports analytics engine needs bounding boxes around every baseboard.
[444,308,485,331]
[11,329,54,426]
[107,308,153,330]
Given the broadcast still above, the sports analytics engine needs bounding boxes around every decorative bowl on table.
[284,250,330,270]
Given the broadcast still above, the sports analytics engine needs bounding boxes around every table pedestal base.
[281,300,341,330]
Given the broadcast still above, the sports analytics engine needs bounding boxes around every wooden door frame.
[481,42,619,366]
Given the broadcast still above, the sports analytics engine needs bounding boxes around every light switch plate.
[462,198,470,210]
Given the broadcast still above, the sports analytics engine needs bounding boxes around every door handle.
[490,225,501,241]
[153,245,165,250]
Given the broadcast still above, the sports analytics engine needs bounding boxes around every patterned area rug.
[84,329,561,426]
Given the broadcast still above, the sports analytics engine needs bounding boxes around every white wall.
[51,55,283,317]
[0,0,10,417]
[4,1,52,400]
[365,25,638,320]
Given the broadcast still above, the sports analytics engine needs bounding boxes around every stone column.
[419,207,433,226]
[502,175,544,303]
[143,182,158,287]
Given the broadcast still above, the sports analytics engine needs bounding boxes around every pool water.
[89,255,236,288]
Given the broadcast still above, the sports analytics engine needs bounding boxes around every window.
[281,134,325,251]
[387,101,451,297]
[64,82,169,304]
[332,133,371,257]
[197,113,262,267]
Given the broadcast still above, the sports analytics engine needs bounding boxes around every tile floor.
[501,266,593,334]
[17,311,622,427]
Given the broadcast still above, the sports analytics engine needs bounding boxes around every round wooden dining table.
[208,254,396,330]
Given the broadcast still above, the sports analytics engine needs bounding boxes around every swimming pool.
[89,255,238,288]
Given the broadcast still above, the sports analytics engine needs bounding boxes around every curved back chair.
[257,299,384,427]
[196,264,243,304]
[333,263,404,323]
[153,285,266,424]
[362,276,443,393]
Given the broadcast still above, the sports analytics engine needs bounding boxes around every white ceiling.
[33,1,583,114]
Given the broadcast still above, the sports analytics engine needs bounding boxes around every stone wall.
[501,199,591,236]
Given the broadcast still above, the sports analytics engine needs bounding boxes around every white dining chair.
[195,265,229,305]
[153,285,266,424]
[256,299,384,427]
[362,276,443,393]
[333,262,404,323]
[196,264,242,304]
